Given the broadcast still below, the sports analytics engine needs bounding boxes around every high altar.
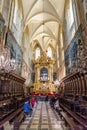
[33,52,56,94]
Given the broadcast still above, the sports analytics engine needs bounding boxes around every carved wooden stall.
[0,72,26,126]
[60,71,87,97]
[0,72,25,101]
[60,71,87,120]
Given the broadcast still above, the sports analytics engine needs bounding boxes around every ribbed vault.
[22,0,65,50]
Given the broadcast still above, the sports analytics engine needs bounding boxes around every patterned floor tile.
[29,128,38,130]
[19,124,28,130]
[25,101,63,130]
[41,128,49,130]
[41,125,49,128]
[30,125,38,129]
[52,124,63,129]
[31,121,39,124]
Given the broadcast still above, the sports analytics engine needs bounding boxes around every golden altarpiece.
[33,52,56,94]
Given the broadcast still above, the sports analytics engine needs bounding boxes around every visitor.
[50,96,56,107]
[30,97,36,108]
[54,97,60,111]
[45,95,49,101]
[24,100,33,117]
[33,100,37,108]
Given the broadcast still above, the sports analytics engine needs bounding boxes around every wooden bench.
[60,111,82,130]
[76,112,87,120]
[60,104,87,129]
[0,107,23,126]
[13,111,25,130]
[0,109,15,121]
[0,126,4,130]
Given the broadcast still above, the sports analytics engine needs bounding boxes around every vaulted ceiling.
[22,0,65,49]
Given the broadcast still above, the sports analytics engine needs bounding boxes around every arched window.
[13,0,18,24]
[82,0,87,22]
[47,47,52,58]
[65,0,76,44]
[35,47,40,59]
[68,0,74,28]
[60,31,64,61]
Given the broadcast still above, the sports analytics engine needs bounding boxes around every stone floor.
[19,101,64,130]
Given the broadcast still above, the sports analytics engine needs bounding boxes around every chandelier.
[54,80,60,87]
[0,48,17,73]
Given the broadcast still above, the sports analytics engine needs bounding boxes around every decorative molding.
[34,51,55,66]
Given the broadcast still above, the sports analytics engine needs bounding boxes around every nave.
[0,1,87,130]
[20,101,63,130]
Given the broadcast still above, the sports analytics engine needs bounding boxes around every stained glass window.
[47,47,52,58]
[68,0,74,28]
[13,0,18,24]
[35,47,40,59]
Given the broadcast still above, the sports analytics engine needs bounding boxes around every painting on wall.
[6,31,23,75]
[65,25,82,74]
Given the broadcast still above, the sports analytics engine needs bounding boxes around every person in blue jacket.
[24,101,32,117]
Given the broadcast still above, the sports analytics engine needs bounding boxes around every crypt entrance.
[33,52,56,94]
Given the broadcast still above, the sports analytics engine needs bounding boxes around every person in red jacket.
[30,97,35,108]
